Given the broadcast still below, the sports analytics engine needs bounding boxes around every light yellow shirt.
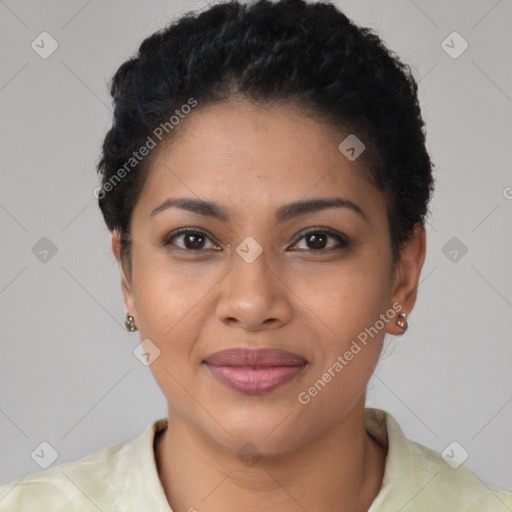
[1,408,511,511]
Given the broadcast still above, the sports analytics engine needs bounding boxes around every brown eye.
[305,232,328,250]
[291,229,348,252]
[163,229,219,251]
[182,232,206,249]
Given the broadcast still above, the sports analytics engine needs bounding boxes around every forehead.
[134,100,384,220]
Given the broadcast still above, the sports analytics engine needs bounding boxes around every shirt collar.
[132,408,405,510]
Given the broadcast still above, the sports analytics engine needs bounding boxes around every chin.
[204,413,316,458]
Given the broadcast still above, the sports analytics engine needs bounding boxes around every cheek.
[290,251,391,410]
[130,242,218,336]
[128,244,233,392]
[292,249,393,342]
[132,272,207,402]
[293,290,388,440]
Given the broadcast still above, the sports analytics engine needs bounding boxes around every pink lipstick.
[203,348,307,395]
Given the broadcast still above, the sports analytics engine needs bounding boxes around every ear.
[386,223,427,335]
[112,229,136,318]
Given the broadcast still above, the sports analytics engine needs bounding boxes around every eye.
[290,229,348,252]
[163,227,348,253]
[163,228,220,251]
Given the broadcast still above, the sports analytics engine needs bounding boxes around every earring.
[125,314,138,332]
[396,312,408,332]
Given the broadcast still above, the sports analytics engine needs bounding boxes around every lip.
[204,348,307,367]
[203,348,307,395]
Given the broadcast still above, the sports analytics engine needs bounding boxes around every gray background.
[1,0,511,493]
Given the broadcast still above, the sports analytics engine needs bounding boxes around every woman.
[1,0,510,510]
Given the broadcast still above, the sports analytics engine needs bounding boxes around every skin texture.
[112,99,426,512]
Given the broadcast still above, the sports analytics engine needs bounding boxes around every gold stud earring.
[125,314,138,332]
[396,312,408,331]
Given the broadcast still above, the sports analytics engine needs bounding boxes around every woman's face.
[115,100,424,454]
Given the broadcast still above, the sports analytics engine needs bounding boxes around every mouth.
[203,348,307,395]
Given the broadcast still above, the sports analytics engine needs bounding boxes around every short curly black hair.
[96,0,434,267]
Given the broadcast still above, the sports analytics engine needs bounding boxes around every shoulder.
[398,435,512,511]
[0,440,129,511]
[366,408,512,511]
[0,420,165,512]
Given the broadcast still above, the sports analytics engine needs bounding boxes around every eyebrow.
[150,196,366,223]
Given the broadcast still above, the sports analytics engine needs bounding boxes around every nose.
[215,247,293,332]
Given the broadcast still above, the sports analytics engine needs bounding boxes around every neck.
[154,402,386,512]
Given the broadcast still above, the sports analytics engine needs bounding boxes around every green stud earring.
[125,314,138,332]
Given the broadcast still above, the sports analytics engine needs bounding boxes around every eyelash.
[163,227,349,253]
